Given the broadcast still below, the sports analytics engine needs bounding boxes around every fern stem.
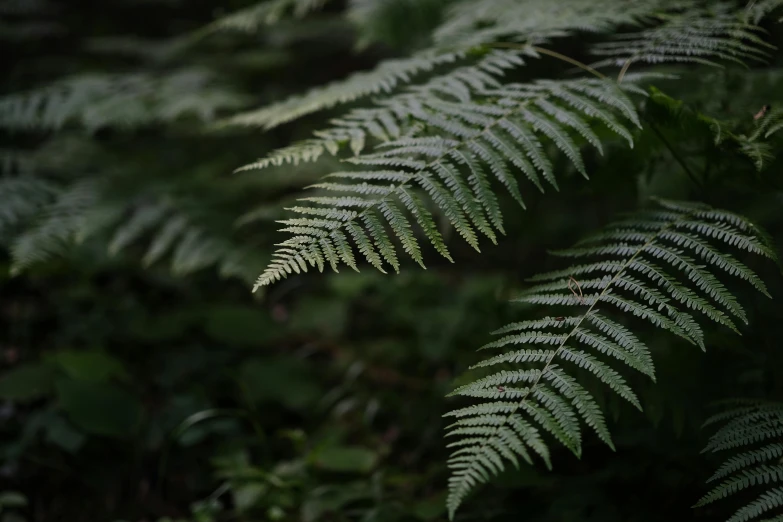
[617,58,635,83]
[646,120,704,191]
[448,209,695,515]
[488,43,608,80]
[530,46,608,80]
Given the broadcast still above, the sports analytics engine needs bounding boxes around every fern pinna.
[444,199,776,518]
[697,401,783,522]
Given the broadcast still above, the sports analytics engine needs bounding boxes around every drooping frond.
[235,49,527,170]
[745,0,783,23]
[433,0,668,49]
[698,401,783,522]
[444,199,776,519]
[591,5,773,78]
[253,78,642,291]
[8,179,101,273]
[0,70,245,132]
[0,175,56,241]
[751,106,783,141]
[1,178,265,283]
[221,49,468,130]
[199,0,331,34]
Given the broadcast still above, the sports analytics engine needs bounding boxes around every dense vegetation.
[2,1,783,521]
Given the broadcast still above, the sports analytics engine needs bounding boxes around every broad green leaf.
[50,350,127,382]
[55,379,142,438]
[0,364,54,402]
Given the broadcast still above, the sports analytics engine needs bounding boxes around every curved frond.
[591,5,773,76]
[202,0,331,34]
[444,199,775,519]
[698,401,783,522]
[236,49,527,169]
[222,49,468,130]
[745,0,783,24]
[253,78,642,291]
[434,0,667,48]
[0,70,245,132]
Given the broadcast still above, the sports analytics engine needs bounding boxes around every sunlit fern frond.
[443,199,776,519]
[697,401,783,522]
[0,70,245,132]
[745,0,783,23]
[433,0,669,48]
[235,49,527,170]
[253,78,642,291]
[201,0,331,34]
[221,49,470,130]
[591,4,773,78]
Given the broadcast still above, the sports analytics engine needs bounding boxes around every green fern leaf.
[700,402,783,521]
[444,199,775,519]
[254,78,640,291]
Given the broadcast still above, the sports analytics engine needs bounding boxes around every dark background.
[1,1,783,521]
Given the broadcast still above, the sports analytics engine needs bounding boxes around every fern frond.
[222,49,468,130]
[9,179,101,273]
[434,0,667,48]
[235,50,526,169]
[0,175,56,241]
[202,0,330,34]
[698,402,783,522]
[745,0,783,23]
[253,78,641,290]
[751,106,783,141]
[444,199,775,519]
[592,5,773,76]
[0,70,245,132]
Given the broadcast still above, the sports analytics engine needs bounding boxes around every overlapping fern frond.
[644,86,783,171]
[253,77,642,290]
[746,0,783,23]
[433,0,668,49]
[0,70,245,132]
[227,0,668,133]
[698,401,783,521]
[236,49,527,170]
[591,5,773,79]
[444,199,776,518]
[1,178,265,282]
[202,0,331,34]
[222,49,471,130]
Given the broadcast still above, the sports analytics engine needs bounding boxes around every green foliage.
[254,77,642,289]
[699,401,783,521]
[3,0,783,521]
[444,199,776,517]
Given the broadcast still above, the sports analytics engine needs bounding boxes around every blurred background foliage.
[1,1,783,521]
